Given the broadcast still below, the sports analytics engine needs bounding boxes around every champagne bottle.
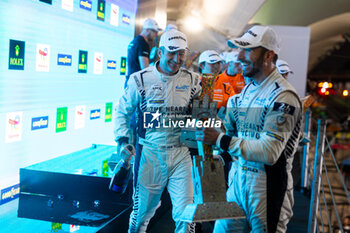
[109,144,135,193]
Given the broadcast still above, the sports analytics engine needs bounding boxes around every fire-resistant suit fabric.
[213,69,302,233]
[218,71,245,95]
[114,62,201,233]
[213,75,235,110]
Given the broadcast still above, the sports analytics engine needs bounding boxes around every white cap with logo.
[159,30,188,52]
[225,51,240,63]
[198,50,223,64]
[276,59,293,74]
[227,25,280,55]
[165,24,178,32]
[142,18,162,32]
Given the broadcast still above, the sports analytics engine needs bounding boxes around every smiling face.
[157,47,186,75]
[200,61,221,75]
[237,47,265,78]
[227,61,242,75]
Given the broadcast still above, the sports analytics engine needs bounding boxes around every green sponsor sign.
[56,107,67,132]
[8,39,25,70]
[120,57,126,75]
[78,50,88,73]
[105,102,112,122]
[102,158,109,177]
[51,222,62,232]
[97,0,105,21]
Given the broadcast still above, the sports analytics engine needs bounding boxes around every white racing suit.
[214,69,302,233]
[114,62,201,233]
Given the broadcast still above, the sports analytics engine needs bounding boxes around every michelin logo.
[31,116,49,130]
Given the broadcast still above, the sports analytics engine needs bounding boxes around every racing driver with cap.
[197,25,302,233]
[114,29,201,233]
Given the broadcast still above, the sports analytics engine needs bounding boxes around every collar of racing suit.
[153,61,182,82]
[251,68,280,87]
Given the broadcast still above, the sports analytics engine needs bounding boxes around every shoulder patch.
[273,102,295,115]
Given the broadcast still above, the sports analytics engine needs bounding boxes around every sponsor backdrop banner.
[0,0,137,199]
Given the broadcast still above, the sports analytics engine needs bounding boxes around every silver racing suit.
[114,62,201,233]
[214,69,302,233]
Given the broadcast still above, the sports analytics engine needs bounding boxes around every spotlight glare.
[183,16,203,33]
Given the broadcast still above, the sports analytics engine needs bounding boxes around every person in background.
[276,59,294,79]
[198,50,222,76]
[198,50,234,113]
[115,29,201,233]
[165,23,178,32]
[197,25,302,233]
[218,50,246,95]
[125,18,162,88]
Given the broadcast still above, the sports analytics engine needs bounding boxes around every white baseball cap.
[159,30,188,51]
[225,51,240,63]
[227,25,280,55]
[276,59,294,74]
[198,50,223,64]
[165,24,178,32]
[142,18,162,32]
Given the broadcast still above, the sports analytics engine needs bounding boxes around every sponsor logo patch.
[31,116,49,130]
[175,85,189,91]
[247,30,257,37]
[80,0,92,11]
[242,166,258,173]
[107,60,116,69]
[234,40,251,47]
[6,112,23,143]
[122,14,130,25]
[8,39,25,70]
[97,0,105,21]
[110,4,119,26]
[78,50,88,73]
[56,107,68,132]
[57,54,72,66]
[120,57,126,75]
[36,44,50,72]
[0,184,20,205]
[149,100,164,104]
[90,109,101,120]
[93,52,103,74]
[273,102,295,116]
[105,103,112,122]
[62,0,73,12]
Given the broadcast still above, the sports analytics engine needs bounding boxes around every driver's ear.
[157,48,162,58]
[264,50,275,63]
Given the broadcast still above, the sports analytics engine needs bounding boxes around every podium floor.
[1,190,310,233]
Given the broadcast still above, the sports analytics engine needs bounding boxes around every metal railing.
[307,119,350,233]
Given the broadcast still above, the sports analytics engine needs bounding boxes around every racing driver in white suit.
[197,26,302,233]
[114,29,201,233]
